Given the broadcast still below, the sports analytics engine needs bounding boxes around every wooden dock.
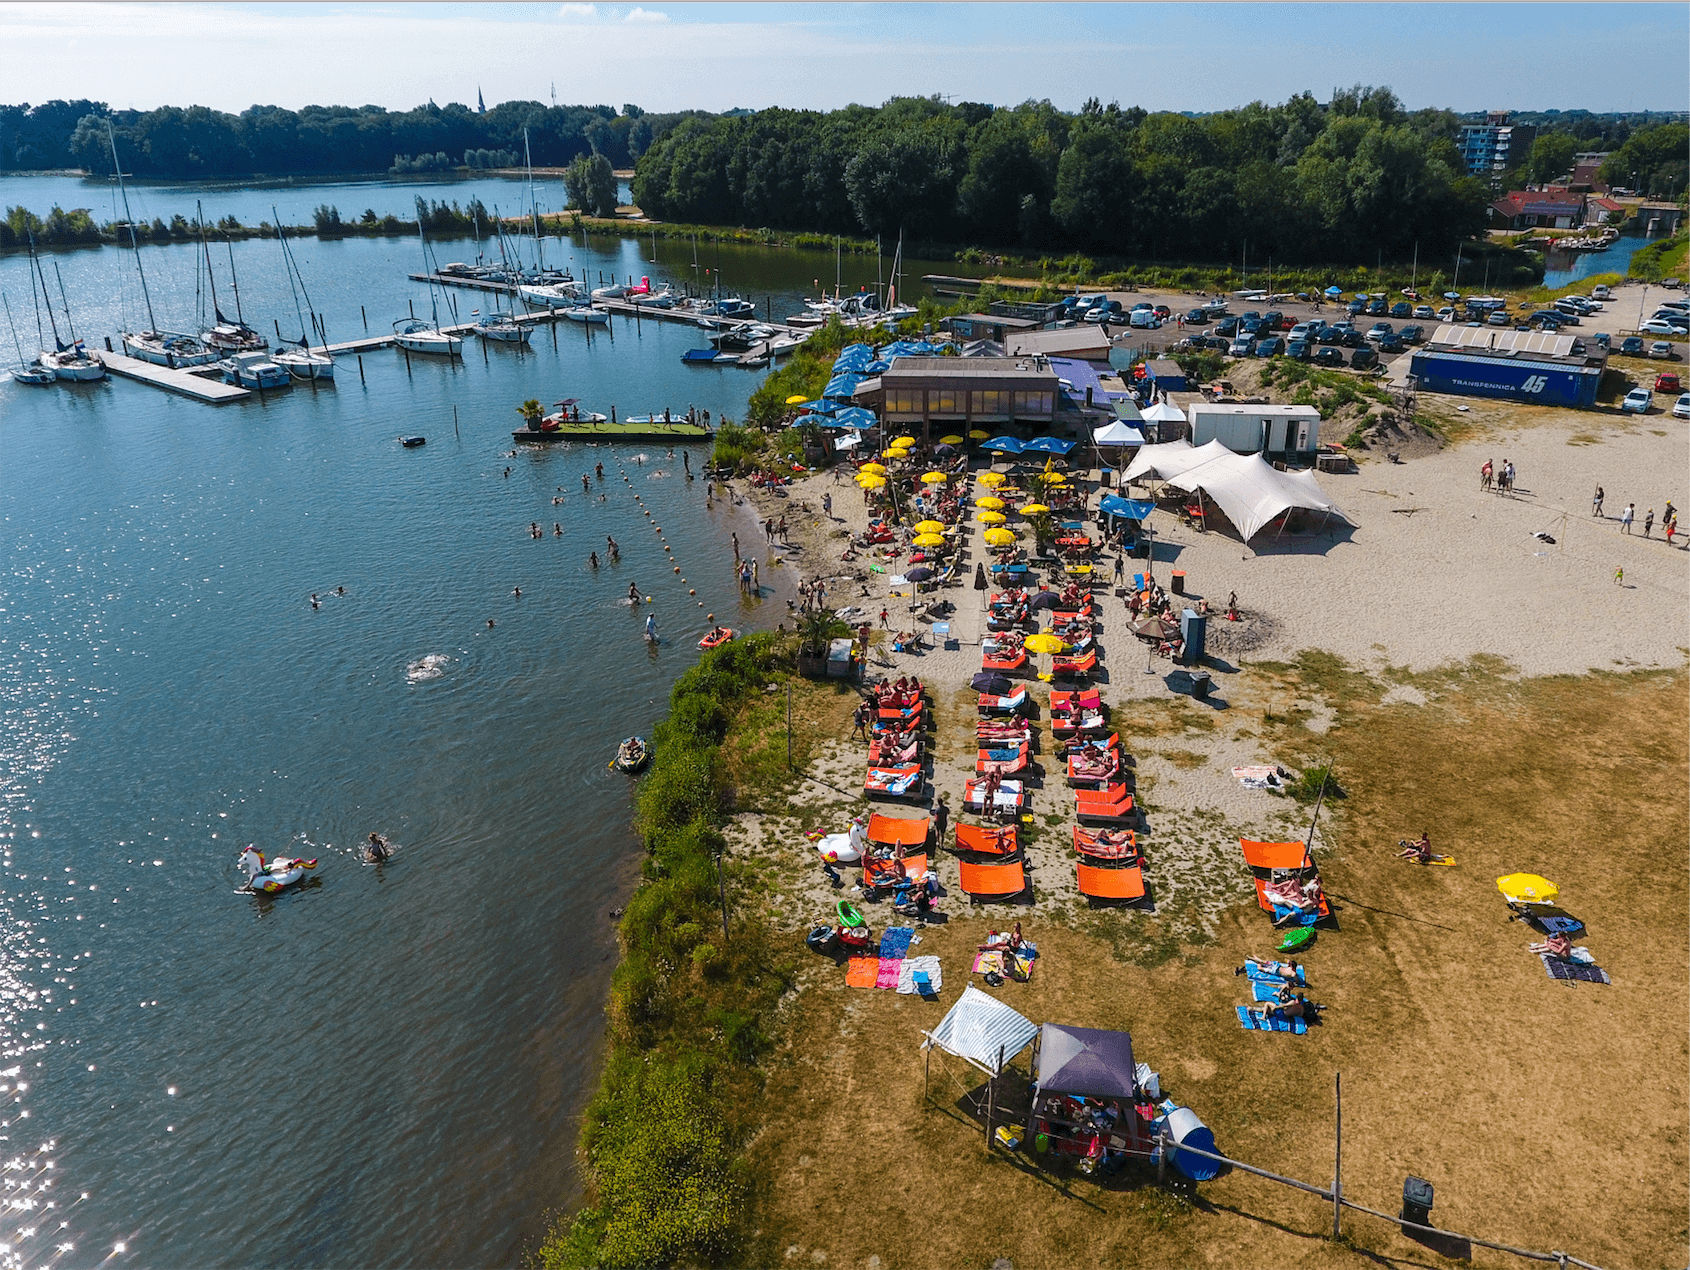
[97,351,251,403]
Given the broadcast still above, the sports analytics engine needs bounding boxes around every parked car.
[1592,284,1611,301]
[1288,323,1311,342]
[1317,328,1343,346]
[1639,320,1680,336]
[1153,305,1171,319]
[1285,339,1312,360]
[1487,311,1511,326]
[1366,322,1394,341]
[1263,310,1285,330]
[1184,308,1209,325]
[1341,330,1366,348]
[1350,347,1379,370]
[1620,336,1646,356]
[1366,299,1387,316]
[1347,299,1366,316]
[1255,336,1286,358]
[1649,341,1675,359]
[1128,309,1160,329]
[1400,324,1425,344]
[1621,387,1652,413]
[1215,317,1239,337]
[1650,311,1690,331]
[1436,306,1456,322]
[1412,305,1434,320]
[1377,335,1406,354]
[1592,332,1612,348]
[1228,337,1253,358]
[1655,372,1682,393]
[1313,347,1346,368]
[1674,392,1690,419]
[1659,299,1690,314]
[1240,317,1264,336]
[1390,301,1411,319]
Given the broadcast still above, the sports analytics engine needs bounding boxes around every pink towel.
[876,957,903,989]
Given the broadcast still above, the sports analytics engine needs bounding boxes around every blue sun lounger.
[1236,1005,1307,1035]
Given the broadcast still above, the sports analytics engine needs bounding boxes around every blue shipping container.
[1409,350,1600,409]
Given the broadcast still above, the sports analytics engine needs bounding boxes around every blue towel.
[1272,903,1319,927]
[880,926,915,959]
[1236,1005,1308,1035]
[1251,982,1288,1003]
[985,746,1018,761]
[1245,960,1305,986]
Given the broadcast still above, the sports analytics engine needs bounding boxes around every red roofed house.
[1489,190,1587,231]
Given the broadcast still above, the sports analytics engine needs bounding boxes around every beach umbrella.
[785,394,808,405]
[905,566,935,581]
[933,443,958,456]
[975,495,1006,510]
[1497,873,1559,905]
[1028,590,1061,611]
[922,471,949,484]
[914,520,945,534]
[977,510,1007,525]
[968,429,990,440]
[893,435,916,447]
[1133,616,1179,640]
[1023,633,1067,655]
[981,436,1025,454]
[856,474,887,490]
[860,462,887,474]
[978,472,1006,487]
[1021,502,1051,515]
[1323,286,1343,299]
[913,533,946,547]
[1023,436,1075,456]
[939,435,964,445]
[833,406,876,428]
[884,449,911,461]
[971,671,1013,695]
[983,527,1017,547]
[1043,474,1069,486]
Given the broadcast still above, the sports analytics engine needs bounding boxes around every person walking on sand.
[851,702,869,741]
[822,492,833,519]
[1621,503,1635,534]
[1615,565,1624,586]
[1505,460,1515,491]
[1667,515,1678,548]
[1480,459,1493,491]
[1644,508,1654,538]
[1593,485,1604,517]
[880,607,890,629]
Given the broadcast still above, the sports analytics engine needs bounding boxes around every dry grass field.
[740,662,1688,1270]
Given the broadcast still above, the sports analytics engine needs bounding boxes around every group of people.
[1479,457,1517,493]
[1602,490,1678,545]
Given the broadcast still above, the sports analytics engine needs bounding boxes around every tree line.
[0,98,696,179]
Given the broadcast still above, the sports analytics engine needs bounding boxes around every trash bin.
[1170,569,1186,595]
[1401,1176,1434,1230]
[1133,540,1151,559]
[1188,671,1212,700]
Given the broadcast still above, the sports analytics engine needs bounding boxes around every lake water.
[1540,232,1655,290]
[0,189,979,1268]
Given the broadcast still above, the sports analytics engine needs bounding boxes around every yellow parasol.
[913,532,946,548]
[969,429,989,439]
[939,435,964,445]
[1496,873,1558,905]
[1023,633,1067,655]
[785,394,808,405]
[983,527,1017,546]
[884,447,911,460]
[914,519,945,534]
[1043,473,1068,486]
[859,462,887,474]
[978,472,1006,487]
[1021,502,1051,515]
[893,435,916,447]
[856,474,887,490]
[975,495,1006,510]
[922,471,949,484]
[977,510,1007,525]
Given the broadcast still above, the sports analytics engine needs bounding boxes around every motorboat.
[591,282,628,300]
[219,350,290,389]
[238,846,318,894]
[613,736,650,774]
[40,343,107,381]
[474,311,532,343]
[392,318,462,356]
[628,286,676,308]
[543,399,608,426]
[766,332,809,358]
[272,344,336,381]
[518,281,586,308]
[562,304,609,325]
[8,362,55,386]
[705,297,755,320]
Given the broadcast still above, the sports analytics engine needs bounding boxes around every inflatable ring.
[836,900,865,929]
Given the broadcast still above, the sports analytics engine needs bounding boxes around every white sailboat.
[474,310,532,343]
[394,226,462,356]
[4,292,55,385]
[107,124,218,368]
[29,239,105,381]
[270,209,335,381]
[197,203,266,353]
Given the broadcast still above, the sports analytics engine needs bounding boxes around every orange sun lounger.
[1075,784,1134,823]
[954,823,1019,856]
[982,650,1028,673]
[1052,648,1098,677]
[959,858,1028,901]
[1240,839,1314,871]
[1254,877,1331,920]
[867,813,932,849]
[864,853,931,891]
[1077,861,1146,901]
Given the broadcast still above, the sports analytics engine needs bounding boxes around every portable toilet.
[1179,608,1206,665]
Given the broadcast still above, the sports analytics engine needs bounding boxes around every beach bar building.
[856,356,1060,439]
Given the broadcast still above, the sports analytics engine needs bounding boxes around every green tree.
[564,152,618,217]
[1523,132,1579,185]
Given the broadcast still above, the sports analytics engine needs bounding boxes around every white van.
[1128,308,1160,329]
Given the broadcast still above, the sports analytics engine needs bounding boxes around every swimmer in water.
[582,475,590,492]
[513,587,522,598]
[589,551,599,569]
[607,536,620,557]
[487,618,496,628]
[553,523,562,536]
[628,581,641,603]
[335,585,346,596]
[364,833,390,864]
[595,463,604,480]
[310,593,320,609]
[504,467,511,479]
[644,612,657,642]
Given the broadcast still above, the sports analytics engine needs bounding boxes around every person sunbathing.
[1252,993,1318,1024]
[1235,959,1301,983]
[1529,931,1574,959]
[1397,831,1433,862]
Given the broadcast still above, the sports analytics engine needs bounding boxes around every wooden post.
[356,354,365,384]
[923,1045,930,1103]
[453,405,460,440]
[786,682,793,770]
[1332,1071,1343,1240]
[361,304,368,332]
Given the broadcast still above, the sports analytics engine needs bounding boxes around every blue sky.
[1,2,1685,115]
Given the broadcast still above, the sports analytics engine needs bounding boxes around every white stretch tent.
[921,985,1039,1074]
[1123,438,1232,483]
[1167,451,1345,541]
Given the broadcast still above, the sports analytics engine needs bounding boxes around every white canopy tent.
[922,985,1039,1074]
[1141,400,1186,424]
[1092,420,1147,447]
[1123,438,1233,484]
[1166,451,1346,542]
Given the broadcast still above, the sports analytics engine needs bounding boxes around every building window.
[1013,390,1052,417]
[931,389,959,415]
[974,389,1007,416]
[888,389,922,414]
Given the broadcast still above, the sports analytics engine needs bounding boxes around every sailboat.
[108,124,219,368]
[4,293,55,385]
[474,308,532,343]
[27,235,105,381]
[197,204,266,353]
[880,230,917,323]
[393,225,462,356]
[270,208,336,381]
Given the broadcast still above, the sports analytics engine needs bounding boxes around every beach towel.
[1236,1005,1307,1035]
[880,926,915,959]
[875,958,903,989]
[1244,959,1305,986]
[1251,982,1293,1002]
[972,950,1004,976]
[845,957,878,988]
[1541,955,1610,984]
[897,955,942,996]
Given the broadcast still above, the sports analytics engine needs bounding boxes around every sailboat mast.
[4,293,32,366]
[834,235,841,299]
[273,206,309,344]
[27,233,65,347]
[197,201,223,324]
[877,236,883,308]
[225,236,246,324]
[421,226,440,328]
[51,261,79,342]
[524,128,545,273]
[108,122,157,332]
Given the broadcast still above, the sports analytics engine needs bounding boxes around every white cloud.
[622,7,668,22]
[556,3,598,17]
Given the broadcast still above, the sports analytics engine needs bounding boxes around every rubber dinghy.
[239,846,318,894]
[613,736,650,773]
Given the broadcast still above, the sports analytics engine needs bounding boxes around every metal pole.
[715,848,729,939]
[361,304,368,332]
[454,405,460,440]
[1332,1071,1342,1239]
[786,682,793,769]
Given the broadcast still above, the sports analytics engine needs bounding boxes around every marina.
[95,346,253,401]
